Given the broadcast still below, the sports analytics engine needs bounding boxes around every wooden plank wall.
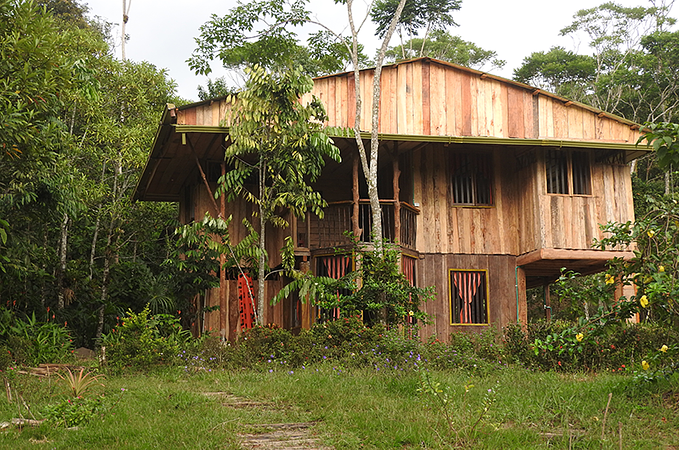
[414,143,520,255]
[312,59,640,144]
[526,153,634,253]
[417,254,518,340]
[177,99,233,126]
[411,142,634,257]
[202,278,286,338]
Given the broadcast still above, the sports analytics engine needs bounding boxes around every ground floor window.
[315,254,353,322]
[449,269,488,324]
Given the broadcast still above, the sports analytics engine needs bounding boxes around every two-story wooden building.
[134,57,643,341]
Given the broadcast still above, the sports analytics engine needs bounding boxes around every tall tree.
[217,65,340,324]
[189,0,412,254]
[385,29,505,71]
[515,1,677,122]
[371,0,461,59]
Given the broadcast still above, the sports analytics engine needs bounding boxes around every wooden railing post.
[392,147,401,245]
[352,154,361,239]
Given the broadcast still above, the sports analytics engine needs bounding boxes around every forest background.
[2,0,679,349]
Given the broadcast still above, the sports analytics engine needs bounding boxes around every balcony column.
[352,153,360,239]
[392,145,401,245]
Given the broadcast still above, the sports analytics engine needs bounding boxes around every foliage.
[275,242,434,328]
[196,76,236,101]
[597,195,679,325]
[100,306,191,371]
[504,320,677,373]
[371,0,461,42]
[42,395,106,427]
[216,64,340,323]
[58,368,103,397]
[1,311,73,366]
[637,121,679,169]
[418,370,496,446]
[385,29,505,70]
[187,0,362,76]
[513,46,596,101]
[513,2,679,123]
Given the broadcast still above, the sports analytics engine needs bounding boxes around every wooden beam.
[186,135,221,218]
[516,248,634,266]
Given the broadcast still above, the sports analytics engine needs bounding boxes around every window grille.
[449,270,488,324]
[546,149,568,194]
[546,149,591,195]
[450,153,493,206]
[571,151,591,195]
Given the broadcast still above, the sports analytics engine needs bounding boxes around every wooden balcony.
[304,200,419,251]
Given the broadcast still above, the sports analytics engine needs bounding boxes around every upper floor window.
[545,149,591,195]
[450,152,493,206]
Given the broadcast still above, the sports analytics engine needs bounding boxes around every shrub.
[504,320,679,372]
[6,313,73,366]
[101,306,191,371]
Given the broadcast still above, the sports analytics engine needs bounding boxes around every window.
[545,149,591,195]
[450,152,493,206]
[449,270,488,324]
[315,255,352,322]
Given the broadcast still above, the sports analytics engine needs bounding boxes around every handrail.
[326,199,420,215]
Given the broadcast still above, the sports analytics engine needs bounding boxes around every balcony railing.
[307,200,418,251]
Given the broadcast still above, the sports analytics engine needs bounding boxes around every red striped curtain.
[320,255,351,320]
[451,271,484,324]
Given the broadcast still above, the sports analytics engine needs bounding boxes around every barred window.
[546,149,591,195]
[450,153,493,206]
[450,270,488,325]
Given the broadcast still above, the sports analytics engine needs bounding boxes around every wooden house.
[133,57,644,341]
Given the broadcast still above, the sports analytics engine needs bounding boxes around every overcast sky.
[83,0,676,102]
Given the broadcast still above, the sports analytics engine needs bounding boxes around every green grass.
[0,364,677,449]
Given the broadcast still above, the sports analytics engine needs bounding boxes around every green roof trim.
[171,124,647,154]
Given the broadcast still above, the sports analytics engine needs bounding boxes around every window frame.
[449,269,489,325]
[449,151,494,207]
[545,149,592,196]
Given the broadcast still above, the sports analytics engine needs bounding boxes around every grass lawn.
[0,363,677,449]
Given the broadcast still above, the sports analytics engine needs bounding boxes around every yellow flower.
[576,333,584,342]
[659,265,665,272]
[605,274,616,285]
[642,360,650,371]
[660,345,668,353]
[639,295,649,308]
[408,310,414,317]
[647,229,655,238]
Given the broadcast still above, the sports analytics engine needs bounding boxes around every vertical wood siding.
[310,59,641,144]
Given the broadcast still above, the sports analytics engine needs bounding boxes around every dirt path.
[204,392,332,449]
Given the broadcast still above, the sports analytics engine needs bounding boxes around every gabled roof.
[134,57,648,202]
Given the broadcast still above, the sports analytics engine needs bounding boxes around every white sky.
[83,0,676,102]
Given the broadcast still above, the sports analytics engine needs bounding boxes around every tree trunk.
[346,0,407,255]
[257,160,266,326]
[56,213,69,310]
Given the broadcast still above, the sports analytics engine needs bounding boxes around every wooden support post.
[219,159,228,341]
[543,279,552,321]
[392,145,401,244]
[352,153,360,239]
[516,266,528,330]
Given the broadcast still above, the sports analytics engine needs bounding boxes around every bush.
[504,320,679,372]
[5,313,73,366]
[101,306,191,371]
